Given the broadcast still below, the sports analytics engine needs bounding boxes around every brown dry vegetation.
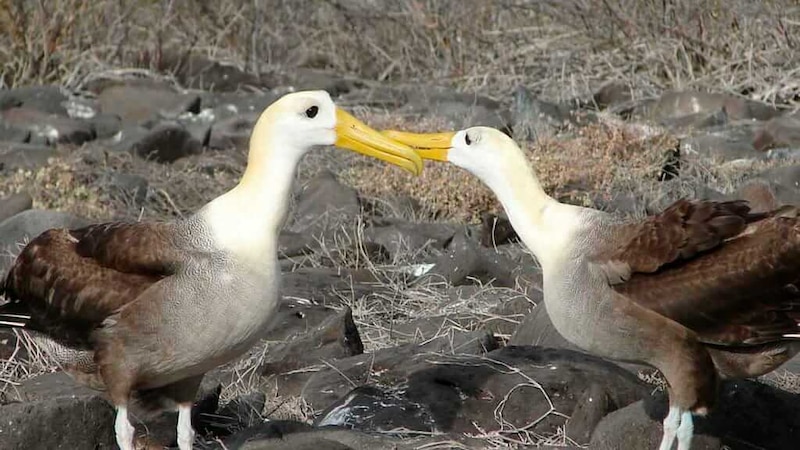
[1,0,798,101]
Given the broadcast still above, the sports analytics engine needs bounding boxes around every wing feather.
[0,221,183,347]
[593,199,757,282]
[593,199,800,347]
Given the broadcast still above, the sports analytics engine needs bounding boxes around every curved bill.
[334,109,424,175]
[380,130,456,162]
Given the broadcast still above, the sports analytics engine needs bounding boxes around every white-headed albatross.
[0,90,423,450]
[382,126,800,450]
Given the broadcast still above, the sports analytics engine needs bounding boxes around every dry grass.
[1,0,797,104]
[213,340,316,424]
[758,370,800,395]
[0,330,60,399]
[0,144,244,221]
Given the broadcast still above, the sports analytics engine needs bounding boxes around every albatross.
[382,126,800,450]
[0,90,423,450]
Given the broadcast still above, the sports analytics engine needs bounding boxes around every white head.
[381,126,532,194]
[243,90,424,179]
[381,126,576,269]
[203,90,426,260]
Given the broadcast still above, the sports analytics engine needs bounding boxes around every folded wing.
[591,199,800,347]
[0,222,184,347]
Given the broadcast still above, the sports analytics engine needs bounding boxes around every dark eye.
[465,133,472,145]
[305,106,319,118]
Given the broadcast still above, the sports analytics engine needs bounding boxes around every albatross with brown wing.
[0,90,423,450]
[383,126,800,450]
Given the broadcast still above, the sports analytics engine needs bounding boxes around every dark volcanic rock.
[0,142,57,171]
[368,194,422,219]
[1,107,95,145]
[211,420,314,449]
[590,191,646,215]
[6,371,101,403]
[0,120,31,143]
[113,122,202,162]
[0,209,90,250]
[0,85,69,115]
[592,81,633,110]
[301,330,500,411]
[280,268,388,306]
[201,392,267,437]
[8,371,221,449]
[661,107,729,131]
[399,86,512,131]
[0,395,117,450]
[511,85,592,140]
[288,170,360,236]
[0,192,33,223]
[680,122,763,161]
[753,113,800,152]
[270,68,363,97]
[590,379,800,450]
[277,230,316,258]
[202,92,279,117]
[207,112,258,150]
[479,212,518,247]
[314,346,648,444]
[262,298,349,342]
[418,230,541,288]
[643,90,783,122]
[89,113,123,140]
[315,384,436,431]
[732,164,800,212]
[510,302,581,350]
[220,427,402,450]
[0,329,15,360]
[204,423,554,450]
[259,307,364,396]
[97,83,201,124]
[138,48,269,92]
[363,219,461,259]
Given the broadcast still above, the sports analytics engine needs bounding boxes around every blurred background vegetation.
[1,0,797,103]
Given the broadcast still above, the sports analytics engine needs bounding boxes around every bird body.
[0,90,423,450]
[384,126,800,450]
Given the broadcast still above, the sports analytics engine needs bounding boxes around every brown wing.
[592,199,759,283]
[72,222,185,274]
[594,199,800,347]
[0,221,183,347]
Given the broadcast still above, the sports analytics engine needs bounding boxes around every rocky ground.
[0,68,799,450]
[2,1,800,449]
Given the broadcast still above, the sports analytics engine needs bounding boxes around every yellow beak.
[379,130,456,162]
[334,109,423,175]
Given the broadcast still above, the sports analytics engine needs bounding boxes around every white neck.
[478,158,579,271]
[199,129,303,262]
